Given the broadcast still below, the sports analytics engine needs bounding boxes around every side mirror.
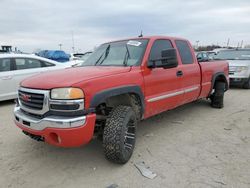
[148,48,178,69]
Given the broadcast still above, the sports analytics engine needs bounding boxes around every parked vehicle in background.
[196,51,210,62]
[214,49,250,88]
[0,54,72,101]
[70,52,92,61]
[79,52,92,62]
[36,50,70,62]
[0,45,12,53]
[14,36,229,164]
[196,51,216,62]
[70,52,93,66]
[207,51,216,59]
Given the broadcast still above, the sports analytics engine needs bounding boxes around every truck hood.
[21,66,131,89]
[228,60,250,67]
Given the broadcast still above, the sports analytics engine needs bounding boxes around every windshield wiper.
[123,44,131,66]
[94,44,110,66]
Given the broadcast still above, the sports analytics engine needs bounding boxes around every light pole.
[196,40,200,50]
[226,38,230,48]
[59,44,62,50]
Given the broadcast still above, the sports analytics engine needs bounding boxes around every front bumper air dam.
[229,78,248,85]
[14,106,96,147]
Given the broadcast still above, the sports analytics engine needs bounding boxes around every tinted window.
[42,61,55,67]
[149,39,173,61]
[0,58,11,72]
[197,53,202,59]
[15,58,42,70]
[203,53,208,59]
[175,40,194,64]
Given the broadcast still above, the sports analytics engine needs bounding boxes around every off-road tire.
[243,78,250,89]
[103,105,137,164]
[211,81,225,108]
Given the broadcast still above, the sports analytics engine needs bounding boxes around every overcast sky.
[0,0,249,53]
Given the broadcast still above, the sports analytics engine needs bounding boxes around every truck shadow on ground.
[229,85,248,89]
[0,100,15,107]
[14,98,214,170]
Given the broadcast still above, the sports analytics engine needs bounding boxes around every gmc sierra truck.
[14,36,229,164]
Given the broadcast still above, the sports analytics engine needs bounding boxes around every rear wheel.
[103,105,137,164]
[243,78,250,89]
[211,81,225,108]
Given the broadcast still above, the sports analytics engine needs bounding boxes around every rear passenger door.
[175,40,201,104]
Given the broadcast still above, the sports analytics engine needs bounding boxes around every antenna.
[138,30,143,38]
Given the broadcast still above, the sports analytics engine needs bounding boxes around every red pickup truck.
[14,36,229,164]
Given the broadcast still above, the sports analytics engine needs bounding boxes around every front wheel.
[211,81,225,108]
[103,105,137,164]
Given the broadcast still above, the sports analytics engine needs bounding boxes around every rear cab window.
[175,40,194,64]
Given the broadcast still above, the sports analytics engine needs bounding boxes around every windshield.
[81,39,148,66]
[214,50,250,60]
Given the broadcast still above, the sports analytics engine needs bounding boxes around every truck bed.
[199,60,229,98]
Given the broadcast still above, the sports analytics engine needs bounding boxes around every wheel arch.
[90,85,145,118]
[210,72,229,94]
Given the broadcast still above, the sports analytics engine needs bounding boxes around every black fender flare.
[89,85,145,114]
[210,72,229,94]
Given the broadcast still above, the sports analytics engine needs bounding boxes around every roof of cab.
[103,35,189,44]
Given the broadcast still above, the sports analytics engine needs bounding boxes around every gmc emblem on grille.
[21,94,31,102]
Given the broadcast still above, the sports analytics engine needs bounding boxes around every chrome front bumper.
[14,106,86,131]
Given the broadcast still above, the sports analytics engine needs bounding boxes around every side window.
[197,53,202,59]
[42,61,55,67]
[175,40,194,64]
[0,58,12,72]
[15,58,42,70]
[203,53,208,59]
[149,39,173,61]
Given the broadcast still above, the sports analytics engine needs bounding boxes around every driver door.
[143,39,183,117]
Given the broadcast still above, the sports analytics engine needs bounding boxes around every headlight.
[51,88,84,100]
[236,66,248,72]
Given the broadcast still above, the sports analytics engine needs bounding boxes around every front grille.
[19,90,44,110]
[20,108,44,119]
[229,67,236,73]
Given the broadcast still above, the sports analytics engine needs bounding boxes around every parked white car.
[69,52,93,66]
[70,52,92,61]
[0,54,72,101]
[214,49,250,89]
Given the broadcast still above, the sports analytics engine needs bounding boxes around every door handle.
[1,75,13,80]
[176,71,183,77]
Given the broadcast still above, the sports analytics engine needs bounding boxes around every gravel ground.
[0,88,250,188]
